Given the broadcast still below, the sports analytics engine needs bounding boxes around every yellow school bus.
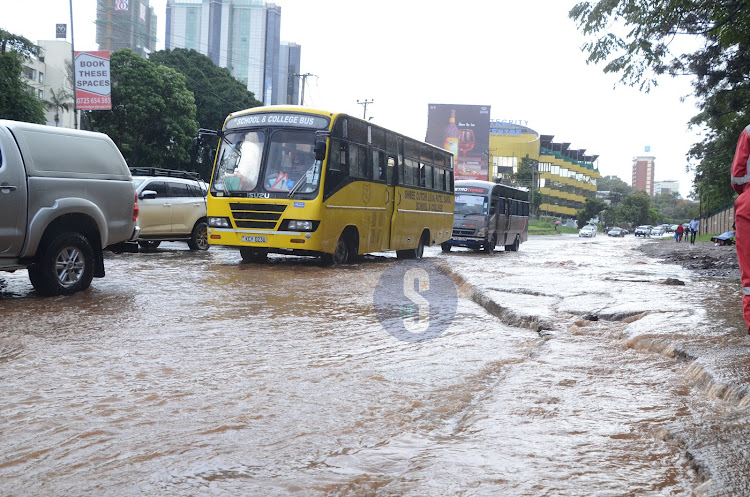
[204,106,454,263]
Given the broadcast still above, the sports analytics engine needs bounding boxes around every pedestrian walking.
[730,123,750,335]
[675,223,684,242]
[689,218,700,244]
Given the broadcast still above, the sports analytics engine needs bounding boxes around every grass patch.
[529,219,579,235]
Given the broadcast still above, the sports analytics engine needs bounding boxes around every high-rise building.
[632,155,655,196]
[165,0,301,105]
[95,0,158,57]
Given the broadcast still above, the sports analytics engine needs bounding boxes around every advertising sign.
[74,51,111,111]
[55,24,67,39]
[426,104,491,181]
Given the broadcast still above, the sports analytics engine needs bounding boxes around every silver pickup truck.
[0,120,139,295]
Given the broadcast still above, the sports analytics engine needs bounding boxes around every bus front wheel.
[441,242,451,253]
[484,234,496,254]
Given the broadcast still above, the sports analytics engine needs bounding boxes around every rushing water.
[1,235,749,496]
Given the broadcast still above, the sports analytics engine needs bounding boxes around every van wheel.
[188,221,209,251]
[484,234,496,254]
[240,247,268,263]
[505,235,520,252]
[28,232,95,296]
[138,240,161,250]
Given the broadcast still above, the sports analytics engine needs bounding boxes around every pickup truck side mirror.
[314,141,327,161]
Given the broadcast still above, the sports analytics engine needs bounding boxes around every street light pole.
[357,99,374,120]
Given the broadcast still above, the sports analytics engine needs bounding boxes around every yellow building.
[489,121,599,217]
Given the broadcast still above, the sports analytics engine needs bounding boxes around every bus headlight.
[476,228,488,237]
[288,220,314,231]
[208,217,231,228]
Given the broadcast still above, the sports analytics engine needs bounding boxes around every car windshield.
[455,194,487,216]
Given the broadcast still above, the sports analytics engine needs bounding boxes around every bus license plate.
[242,235,267,243]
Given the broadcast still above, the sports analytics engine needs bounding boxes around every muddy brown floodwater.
[1,234,749,496]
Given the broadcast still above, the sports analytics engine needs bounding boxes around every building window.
[38,89,43,99]
[22,66,36,80]
[39,72,44,83]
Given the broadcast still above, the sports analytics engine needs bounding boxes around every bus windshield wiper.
[288,163,318,198]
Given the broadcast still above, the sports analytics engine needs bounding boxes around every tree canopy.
[149,48,261,132]
[89,49,198,169]
[0,29,45,123]
[570,1,750,215]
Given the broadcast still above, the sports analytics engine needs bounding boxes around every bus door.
[499,196,510,245]
[380,154,396,250]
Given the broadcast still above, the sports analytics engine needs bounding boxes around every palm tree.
[46,88,72,127]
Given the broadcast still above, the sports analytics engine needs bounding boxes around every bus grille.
[452,228,475,237]
[230,202,287,229]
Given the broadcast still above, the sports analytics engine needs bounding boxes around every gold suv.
[130,168,209,251]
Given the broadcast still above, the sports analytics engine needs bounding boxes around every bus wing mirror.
[314,141,327,161]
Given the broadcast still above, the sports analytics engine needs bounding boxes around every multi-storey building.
[165,0,300,105]
[95,0,158,57]
[19,40,76,128]
[488,122,599,218]
[632,155,655,196]
[654,180,679,196]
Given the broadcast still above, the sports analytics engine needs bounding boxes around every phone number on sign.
[77,96,111,105]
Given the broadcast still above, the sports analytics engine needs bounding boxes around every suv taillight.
[132,192,139,221]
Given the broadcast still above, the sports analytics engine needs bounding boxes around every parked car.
[650,226,665,236]
[579,225,597,238]
[634,225,652,237]
[0,120,139,295]
[607,227,626,237]
[130,168,209,251]
[663,224,674,233]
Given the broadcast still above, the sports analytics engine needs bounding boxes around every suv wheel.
[188,221,209,251]
[28,232,95,296]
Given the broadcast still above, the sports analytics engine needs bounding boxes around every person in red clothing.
[730,124,750,335]
[675,222,684,242]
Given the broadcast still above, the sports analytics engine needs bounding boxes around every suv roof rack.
[129,167,201,180]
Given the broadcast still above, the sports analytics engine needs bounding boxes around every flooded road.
[1,235,749,496]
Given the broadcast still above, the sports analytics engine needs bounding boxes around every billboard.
[426,104,490,181]
[74,51,111,111]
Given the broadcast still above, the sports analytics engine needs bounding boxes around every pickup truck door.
[0,126,28,256]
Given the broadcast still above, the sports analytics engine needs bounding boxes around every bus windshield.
[212,129,320,195]
[455,194,487,216]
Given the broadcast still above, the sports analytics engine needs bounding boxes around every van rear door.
[0,125,28,256]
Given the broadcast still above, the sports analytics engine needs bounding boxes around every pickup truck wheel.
[188,221,209,251]
[28,232,94,296]
[138,240,161,250]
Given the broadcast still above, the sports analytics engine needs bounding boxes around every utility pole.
[292,72,315,106]
[69,0,78,129]
[357,99,374,120]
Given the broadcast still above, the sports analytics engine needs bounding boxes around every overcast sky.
[4,0,704,197]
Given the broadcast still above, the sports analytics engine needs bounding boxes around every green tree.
[596,175,633,194]
[90,49,198,169]
[149,48,262,178]
[0,29,45,123]
[619,191,652,226]
[569,1,750,214]
[46,87,72,127]
[512,156,543,216]
[576,197,607,228]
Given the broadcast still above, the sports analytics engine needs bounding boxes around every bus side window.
[348,143,367,179]
[372,149,386,181]
[433,167,441,191]
[424,164,433,189]
[387,156,396,185]
[404,158,419,187]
